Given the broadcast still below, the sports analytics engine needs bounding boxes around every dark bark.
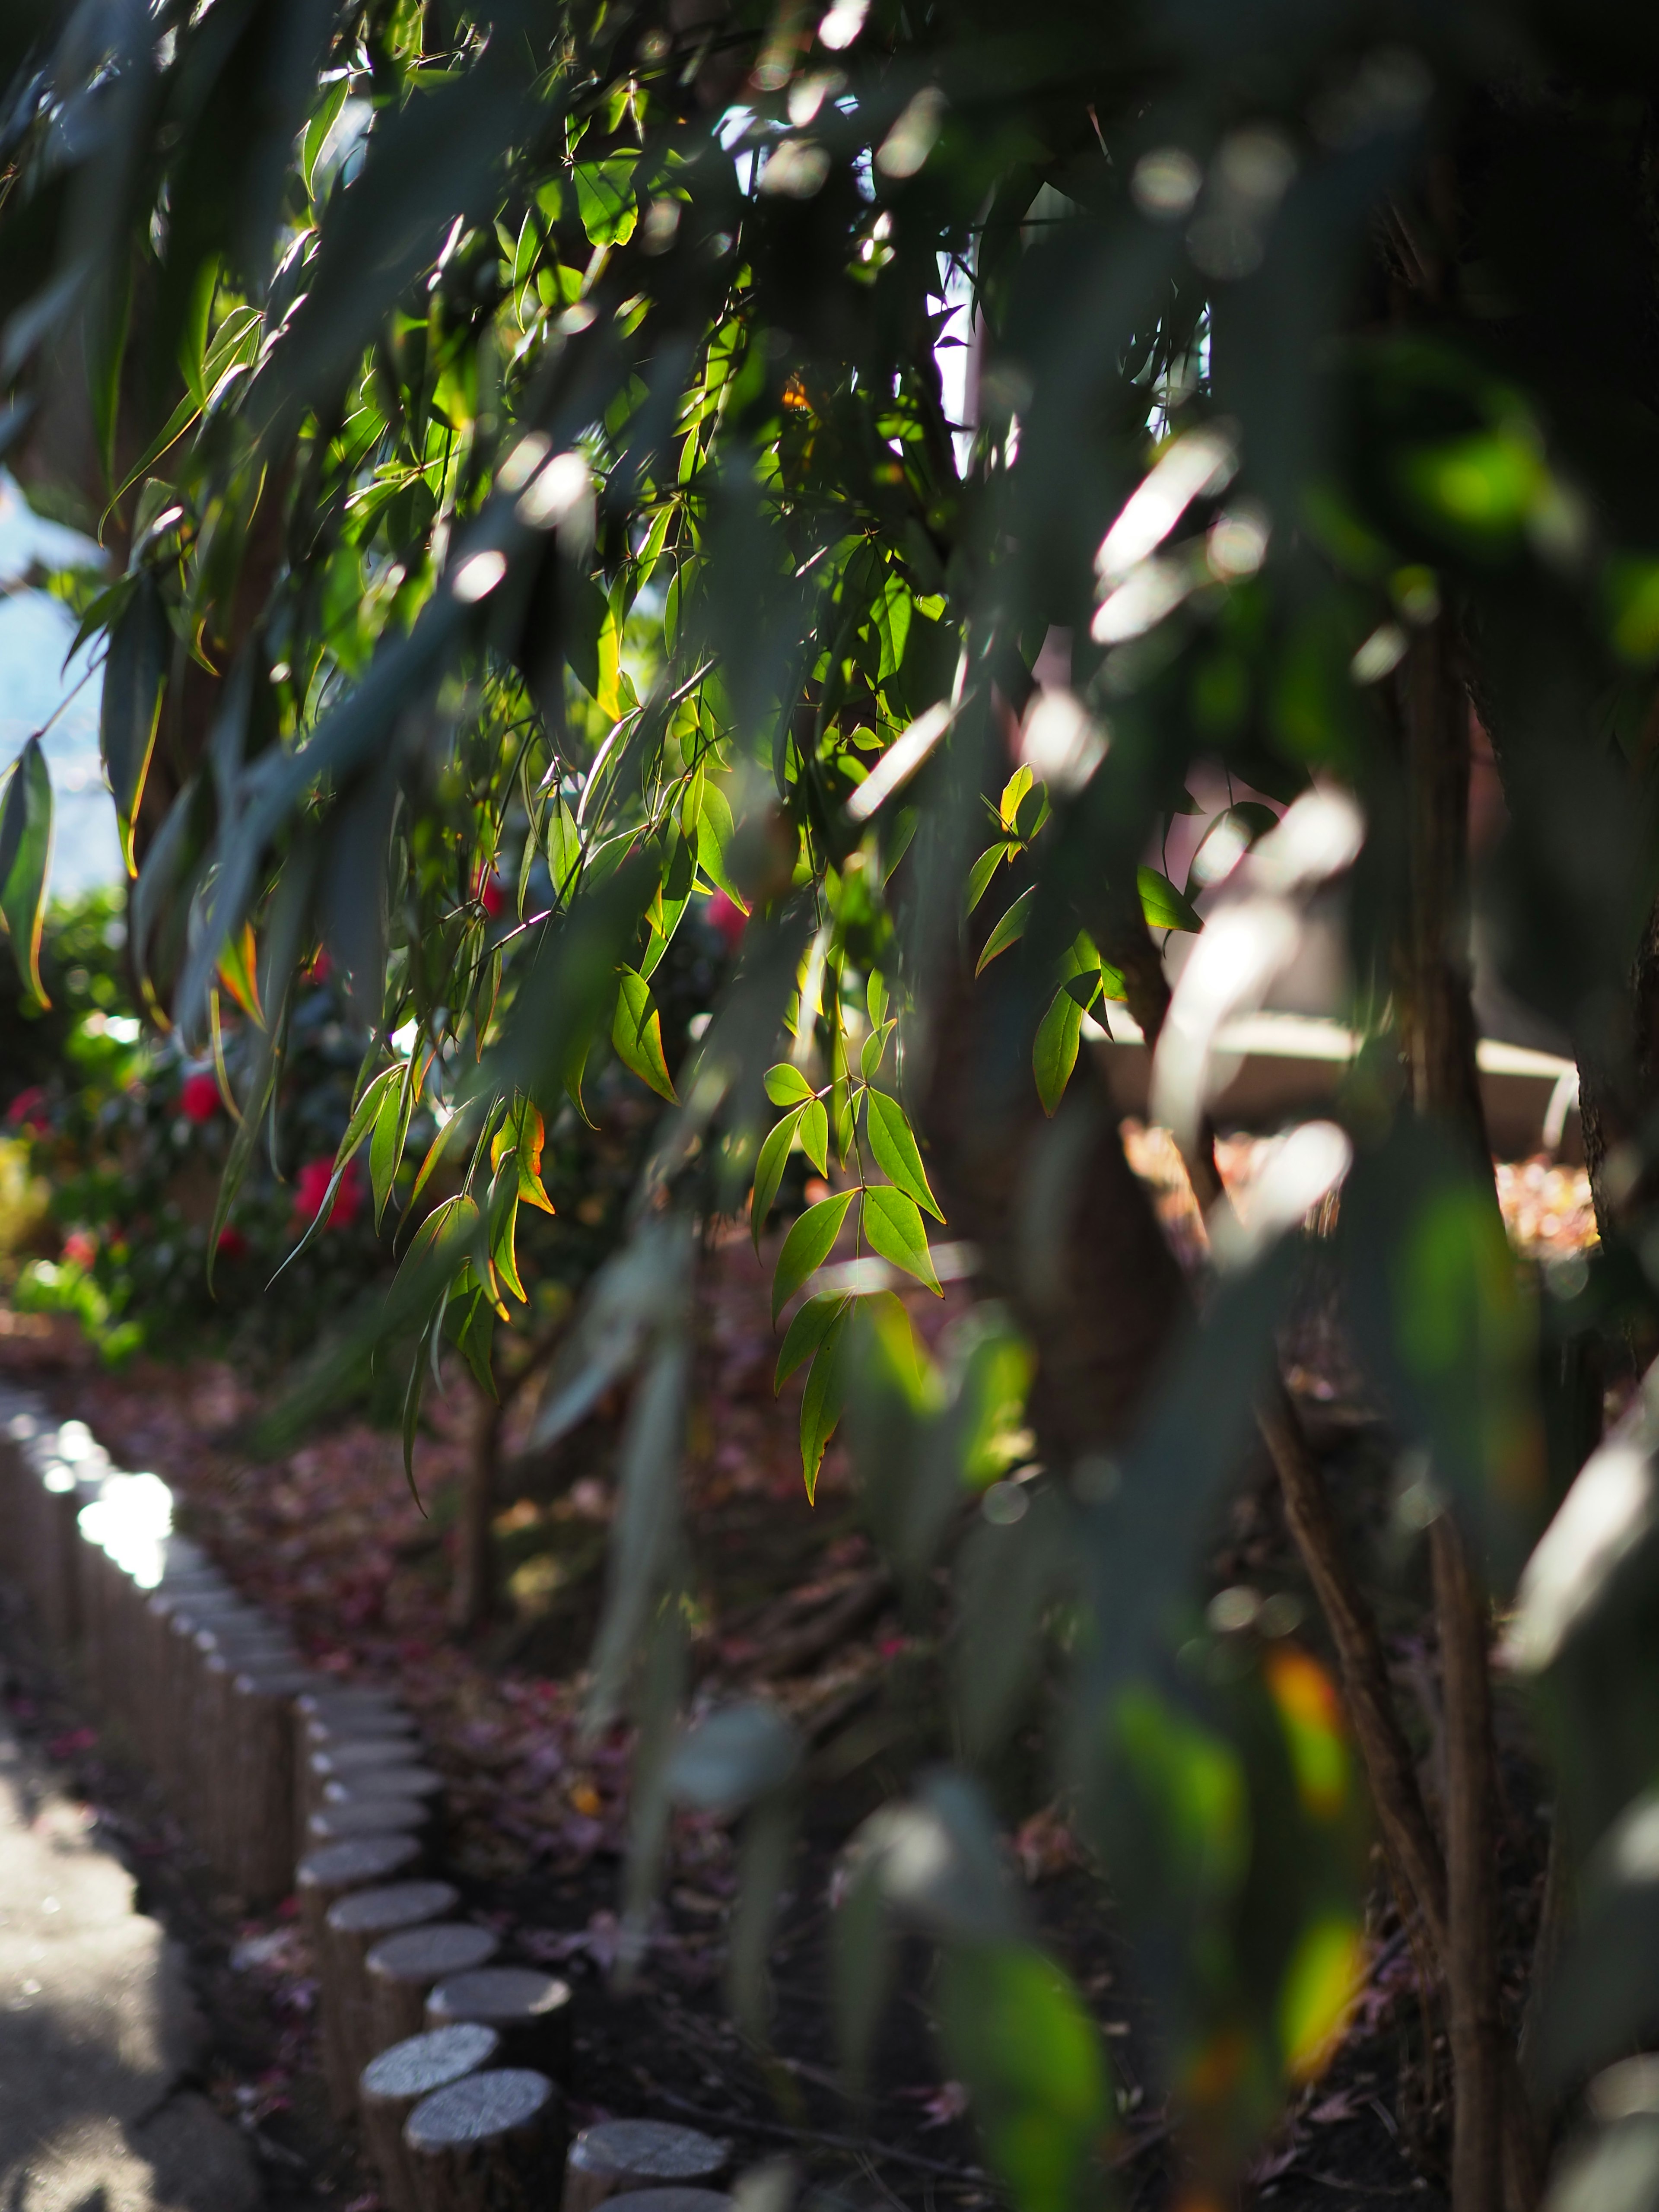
[1399,614,1538,2212]
[1431,1515,1505,2212]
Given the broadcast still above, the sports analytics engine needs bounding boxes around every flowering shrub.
[0,888,726,1378]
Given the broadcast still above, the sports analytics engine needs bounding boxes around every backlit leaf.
[864,1088,944,1220]
[976,884,1036,976]
[776,1288,852,1389]
[862,1184,941,1294]
[772,1189,856,1321]
[1138,864,1203,932]
[0,736,54,1009]
[752,1104,806,1252]
[1033,986,1084,1116]
[613,967,677,1102]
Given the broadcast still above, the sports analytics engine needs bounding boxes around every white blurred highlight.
[1150,788,1365,1152]
[1019,690,1107,794]
[1096,423,1237,587]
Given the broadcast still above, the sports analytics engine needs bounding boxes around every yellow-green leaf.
[613,967,677,1101]
[1137,864,1202,932]
[798,1098,829,1177]
[861,1184,941,1294]
[864,1089,944,1220]
[765,1062,816,1107]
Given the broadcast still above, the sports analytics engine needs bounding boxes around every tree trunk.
[1399,615,1536,2212]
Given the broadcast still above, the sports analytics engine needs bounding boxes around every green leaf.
[998,766,1033,833]
[764,1062,816,1107]
[864,1089,944,1220]
[752,1105,807,1252]
[303,80,349,197]
[370,1064,413,1230]
[613,967,677,1101]
[975,884,1036,976]
[873,570,912,683]
[573,155,639,246]
[866,969,889,1029]
[862,1184,941,1294]
[273,1062,404,1280]
[772,1189,856,1321]
[1138,863,1203,932]
[1033,987,1084,1116]
[860,1021,893,1082]
[547,796,582,902]
[966,841,1013,915]
[0,737,54,1008]
[696,782,748,909]
[798,1098,829,1177]
[801,1303,855,1500]
[936,1942,1109,2212]
[775,1289,852,1389]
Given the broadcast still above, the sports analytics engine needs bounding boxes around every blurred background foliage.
[5,0,1659,2204]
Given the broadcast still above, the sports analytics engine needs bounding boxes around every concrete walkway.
[0,1717,260,2212]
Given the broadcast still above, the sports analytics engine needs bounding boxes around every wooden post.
[323,1761,443,1806]
[308,1797,431,1847]
[298,1837,427,2117]
[562,2122,729,2212]
[368,1926,502,2062]
[304,1736,428,1858]
[424,1967,574,2078]
[603,2193,733,2212]
[361,2024,501,2212]
[404,2070,563,2212]
[326,1880,461,2110]
[231,1666,316,1904]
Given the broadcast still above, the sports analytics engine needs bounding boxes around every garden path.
[0,1709,261,2212]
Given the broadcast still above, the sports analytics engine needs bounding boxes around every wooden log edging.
[0,1384,756,2212]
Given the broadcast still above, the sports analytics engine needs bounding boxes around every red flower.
[179,1071,221,1124]
[707,890,747,952]
[305,947,333,985]
[478,869,505,918]
[5,1085,49,1131]
[60,1230,96,1269]
[216,1225,249,1262]
[292,1154,365,1233]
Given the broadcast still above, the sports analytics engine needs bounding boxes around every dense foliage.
[7,0,1659,2204]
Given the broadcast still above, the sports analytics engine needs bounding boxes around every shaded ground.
[0,1135,1596,2210]
[0,1632,262,2211]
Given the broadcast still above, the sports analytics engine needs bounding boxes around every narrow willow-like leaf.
[861,1184,941,1294]
[864,1089,944,1221]
[772,1189,856,1322]
[370,1066,412,1229]
[0,737,53,1008]
[613,966,678,1101]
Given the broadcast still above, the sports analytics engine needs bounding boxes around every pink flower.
[5,1085,49,1131]
[292,1154,364,1233]
[60,1230,96,1269]
[707,890,747,951]
[216,1225,249,1262]
[180,1071,221,1124]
